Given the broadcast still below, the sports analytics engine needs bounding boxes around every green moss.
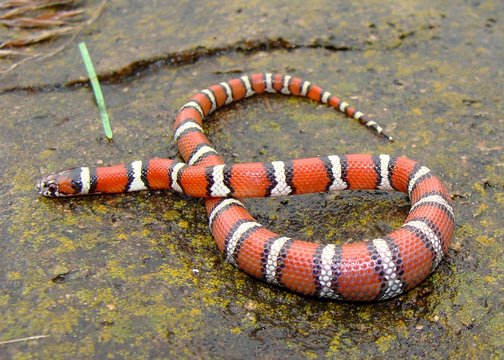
[327,329,350,355]
[162,209,181,221]
[375,333,397,353]
[475,235,496,246]
[105,260,127,281]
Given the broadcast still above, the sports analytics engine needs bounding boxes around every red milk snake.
[37,73,454,301]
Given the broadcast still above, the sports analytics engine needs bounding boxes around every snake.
[36,73,454,301]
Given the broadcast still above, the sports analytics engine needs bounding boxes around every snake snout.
[36,176,60,197]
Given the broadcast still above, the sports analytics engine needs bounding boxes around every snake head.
[36,169,80,197]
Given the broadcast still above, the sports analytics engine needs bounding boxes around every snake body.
[37,73,454,301]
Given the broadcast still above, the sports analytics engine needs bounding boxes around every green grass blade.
[78,42,113,140]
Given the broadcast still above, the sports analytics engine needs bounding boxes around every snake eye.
[48,183,58,196]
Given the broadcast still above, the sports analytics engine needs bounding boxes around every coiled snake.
[37,73,454,301]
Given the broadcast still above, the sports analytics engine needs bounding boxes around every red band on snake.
[37,73,454,301]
